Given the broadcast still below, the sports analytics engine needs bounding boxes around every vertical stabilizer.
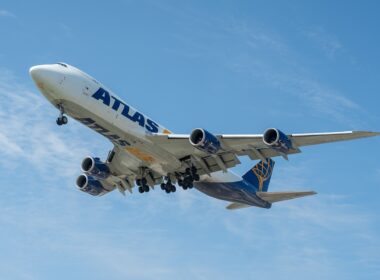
[242,159,275,192]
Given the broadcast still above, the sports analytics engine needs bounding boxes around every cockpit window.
[56,62,68,67]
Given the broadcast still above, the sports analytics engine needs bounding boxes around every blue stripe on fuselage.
[194,180,271,208]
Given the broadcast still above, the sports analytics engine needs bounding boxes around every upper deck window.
[56,62,68,67]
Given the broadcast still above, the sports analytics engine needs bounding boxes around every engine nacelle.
[76,174,109,196]
[189,128,221,154]
[81,156,110,179]
[263,128,293,153]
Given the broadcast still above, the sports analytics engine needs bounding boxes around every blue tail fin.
[242,159,275,192]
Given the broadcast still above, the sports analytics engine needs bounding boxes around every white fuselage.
[30,63,182,174]
[29,63,241,182]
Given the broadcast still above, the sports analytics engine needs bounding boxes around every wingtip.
[299,191,317,196]
[367,131,380,136]
[356,131,380,136]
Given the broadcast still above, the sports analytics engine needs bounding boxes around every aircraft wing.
[148,131,379,175]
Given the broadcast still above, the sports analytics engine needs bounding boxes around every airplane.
[29,62,379,210]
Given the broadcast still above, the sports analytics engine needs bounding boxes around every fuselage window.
[56,62,68,67]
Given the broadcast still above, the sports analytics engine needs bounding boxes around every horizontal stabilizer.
[256,191,317,203]
[226,202,252,210]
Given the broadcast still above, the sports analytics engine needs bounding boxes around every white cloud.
[273,73,365,127]
[306,27,343,59]
[0,9,15,18]
[220,195,379,279]
[0,68,109,178]
[171,16,364,127]
[225,19,288,54]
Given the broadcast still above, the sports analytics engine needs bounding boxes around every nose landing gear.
[56,104,68,126]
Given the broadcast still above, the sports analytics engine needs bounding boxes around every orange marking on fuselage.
[37,81,45,90]
[125,147,155,163]
[163,129,172,135]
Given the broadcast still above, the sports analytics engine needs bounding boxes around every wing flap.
[256,191,317,203]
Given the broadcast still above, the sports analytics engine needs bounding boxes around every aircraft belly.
[194,181,271,208]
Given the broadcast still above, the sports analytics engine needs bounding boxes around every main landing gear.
[161,166,200,194]
[136,178,150,193]
[56,104,68,126]
[136,166,200,195]
[160,177,176,194]
[178,166,199,190]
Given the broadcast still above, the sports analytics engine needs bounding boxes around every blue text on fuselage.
[76,117,130,147]
[92,87,159,133]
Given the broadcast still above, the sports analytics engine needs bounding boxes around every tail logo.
[252,160,274,191]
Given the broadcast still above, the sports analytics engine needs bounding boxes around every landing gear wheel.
[182,185,188,190]
[165,188,171,194]
[61,116,68,124]
[160,183,166,190]
[143,185,149,192]
[56,104,68,126]
[171,185,176,192]
[193,174,200,181]
[141,178,147,186]
[138,186,144,193]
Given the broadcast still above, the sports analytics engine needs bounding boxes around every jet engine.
[81,156,110,179]
[76,174,109,196]
[189,128,221,154]
[263,128,293,153]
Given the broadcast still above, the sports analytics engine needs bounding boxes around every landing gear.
[56,104,68,126]
[191,166,200,181]
[56,116,68,125]
[137,166,200,195]
[179,166,199,190]
[136,177,150,193]
[160,176,176,193]
[160,166,199,193]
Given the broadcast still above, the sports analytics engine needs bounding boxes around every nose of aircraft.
[29,64,66,92]
[29,65,42,80]
[30,64,55,82]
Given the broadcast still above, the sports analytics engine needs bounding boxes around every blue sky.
[0,1,379,279]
